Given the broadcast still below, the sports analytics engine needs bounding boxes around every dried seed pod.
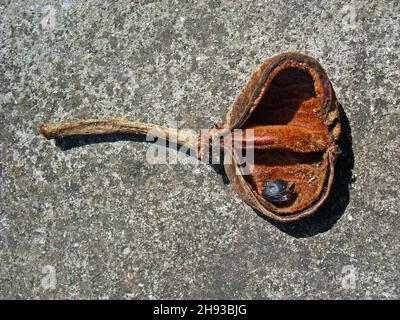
[223,52,341,221]
[37,52,341,222]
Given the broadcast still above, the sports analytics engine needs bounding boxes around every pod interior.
[242,61,330,215]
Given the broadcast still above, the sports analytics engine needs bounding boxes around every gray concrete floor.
[0,0,399,299]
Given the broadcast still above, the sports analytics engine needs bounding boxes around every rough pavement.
[0,0,399,299]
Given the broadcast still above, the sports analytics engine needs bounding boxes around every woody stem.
[37,117,199,154]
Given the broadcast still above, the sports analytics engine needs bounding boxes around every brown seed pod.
[223,52,341,221]
[38,52,341,222]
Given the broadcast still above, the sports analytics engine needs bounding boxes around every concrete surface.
[0,0,399,299]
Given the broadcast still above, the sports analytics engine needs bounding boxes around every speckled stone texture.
[0,0,399,299]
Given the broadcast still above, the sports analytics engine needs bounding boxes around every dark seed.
[262,179,294,204]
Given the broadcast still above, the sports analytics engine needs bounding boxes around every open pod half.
[223,52,341,222]
[37,52,342,223]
